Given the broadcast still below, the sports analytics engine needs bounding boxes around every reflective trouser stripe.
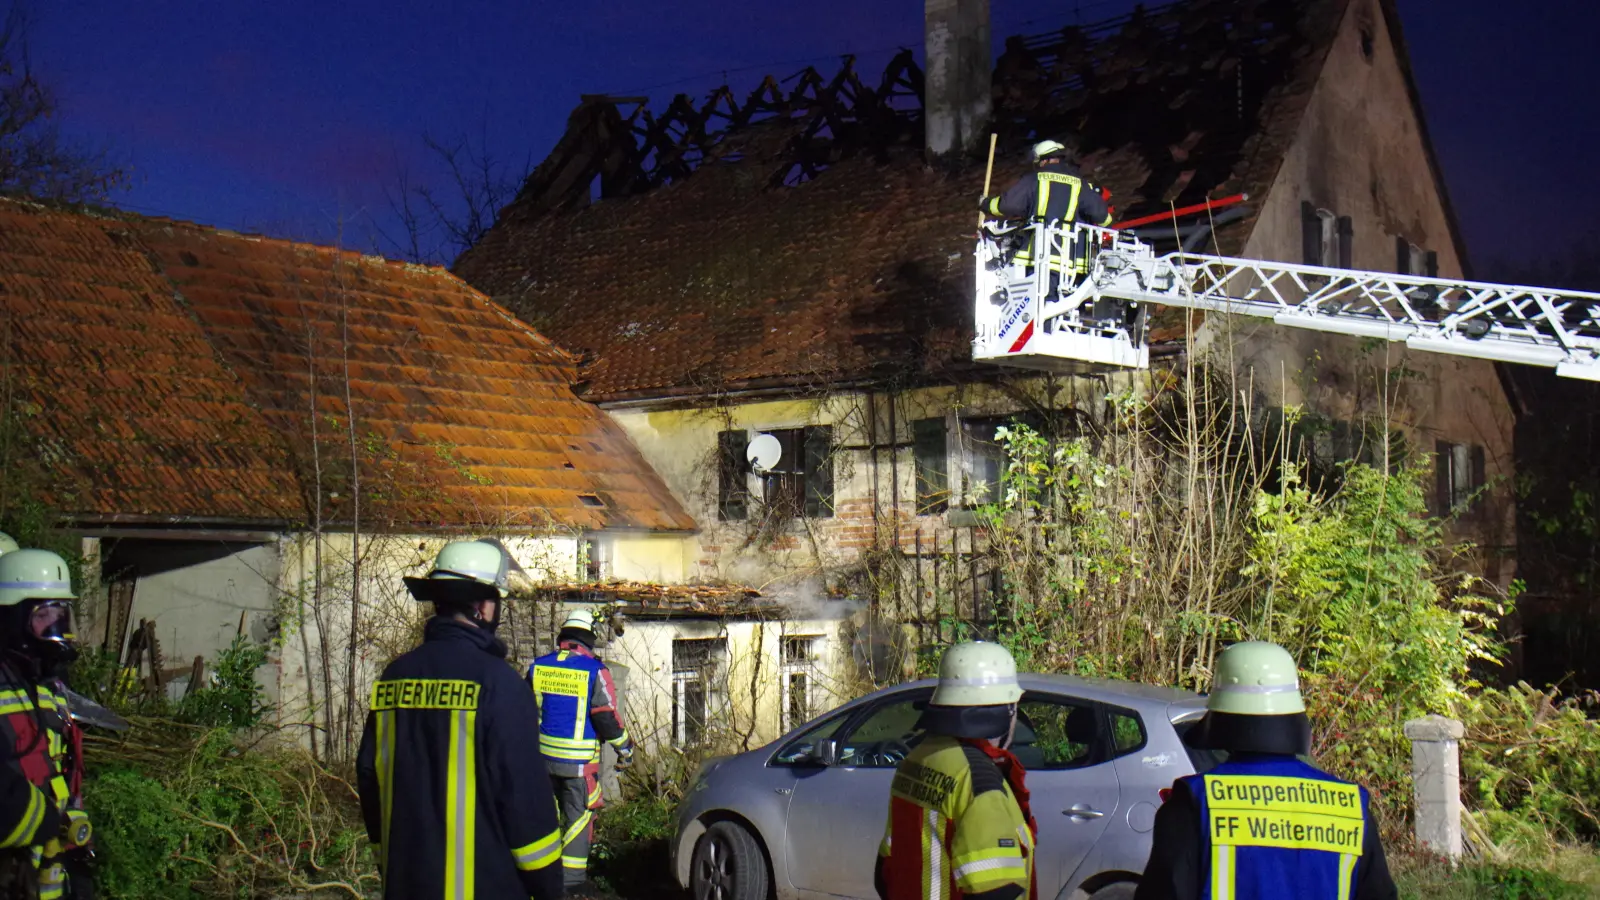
[0,789,42,848]
[1210,844,1235,900]
[38,862,64,900]
[1337,852,1358,899]
[925,808,944,900]
[513,830,562,871]
[445,709,478,900]
[375,710,396,870]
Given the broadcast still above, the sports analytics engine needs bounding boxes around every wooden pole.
[978,133,998,227]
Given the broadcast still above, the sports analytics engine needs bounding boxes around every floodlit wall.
[1212,0,1516,579]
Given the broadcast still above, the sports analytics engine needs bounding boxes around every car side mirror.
[813,738,842,767]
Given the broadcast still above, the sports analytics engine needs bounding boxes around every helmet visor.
[28,599,74,646]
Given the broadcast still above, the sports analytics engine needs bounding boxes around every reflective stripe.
[375,709,395,866]
[561,855,588,869]
[606,730,631,748]
[1210,843,1234,900]
[444,709,477,900]
[513,830,561,871]
[562,810,593,847]
[925,808,944,900]
[953,855,1026,880]
[1337,852,1358,899]
[0,789,42,847]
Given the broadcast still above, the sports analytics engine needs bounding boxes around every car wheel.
[691,821,770,900]
[1088,882,1137,900]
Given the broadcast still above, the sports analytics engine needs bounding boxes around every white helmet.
[930,641,1023,707]
[403,540,509,604]
[561,609,596,633]
[0,533,18,557]
[1207,641,1306,716]
[0,549,76,607]
[1030,139,1067,162]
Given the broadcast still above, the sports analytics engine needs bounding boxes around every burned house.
[0,197,694,741]
[454,0,1516,614]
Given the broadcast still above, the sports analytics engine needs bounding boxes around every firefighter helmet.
[0,549,78,660]
[562,609,596,633]
[0,532,17,556]
[403,540,509,604]
[1206,641,1306,716]
[930,641,1023,707]
[0,549,76,607]
[1030,139,1066,162]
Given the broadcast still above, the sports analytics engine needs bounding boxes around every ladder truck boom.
[973,221,1600,381]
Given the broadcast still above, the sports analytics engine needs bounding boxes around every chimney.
[924,0,992,160]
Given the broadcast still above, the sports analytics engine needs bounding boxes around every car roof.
[842,674,1204,716]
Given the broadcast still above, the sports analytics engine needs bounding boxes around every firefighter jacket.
[528,641,632,777]
[1134,754,1397,900]
[0,665,88,900]
[981,161,1113,227]
[356,617,563,900]
[876,736,1036,900]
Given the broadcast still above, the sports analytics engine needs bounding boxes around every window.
[959,413,1046,506]
[771,712,849,766]
[913,417,950,514]
[781,635,822,733]
[1396,237,1438,278]
[578,537,611,581]
[1109,707,1147,755]
[836,693,929,768]
[1011,696,1105,770]
[672,638,727,747]
[720,427,834,520]
[1301,202,1352,268]
[717,430,750,521]
[1435,440,1486,516]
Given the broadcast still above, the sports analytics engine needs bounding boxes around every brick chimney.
[924,0,992,159]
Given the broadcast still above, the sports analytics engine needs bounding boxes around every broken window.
[781,635,822,733]
[758,426,834,519]
[1435,440,1486,518]
[959,413,1048,506]
[1396,238,1439,278]
[717,430,750,521]
[672,637,727,747]
[913,417,950,515]
[1302,203,1352,268]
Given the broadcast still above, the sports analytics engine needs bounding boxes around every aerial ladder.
[973,213,1600,381]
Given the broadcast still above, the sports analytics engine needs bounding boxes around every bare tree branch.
[378,123,531,265]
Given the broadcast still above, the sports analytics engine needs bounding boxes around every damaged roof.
[454,0,1354,403]
[0,198,695,532]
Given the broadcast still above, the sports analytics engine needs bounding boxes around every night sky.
[28,0,1600,274]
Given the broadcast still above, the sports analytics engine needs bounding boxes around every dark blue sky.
[29,0,1600,273]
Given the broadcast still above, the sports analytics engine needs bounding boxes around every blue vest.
[529,649,605,765]
[1180,756,1372,900]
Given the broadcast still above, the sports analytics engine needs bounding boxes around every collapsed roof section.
[456,0,1353,403]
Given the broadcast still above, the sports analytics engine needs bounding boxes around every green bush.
[592,793,682,899]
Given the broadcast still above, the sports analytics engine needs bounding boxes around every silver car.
[674,674,1218,900]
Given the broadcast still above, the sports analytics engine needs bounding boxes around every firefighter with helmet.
[0,543,95,900]
[529,609,634,896]
[979,137,1123,328]
[876,641,1036,900]
[355,540,563,900]
[1134,641,1398,900]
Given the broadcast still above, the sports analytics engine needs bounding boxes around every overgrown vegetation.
[72,639,377,898]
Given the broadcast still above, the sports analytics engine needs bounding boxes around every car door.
[782,688,932,898]
[1009,692,1123,897]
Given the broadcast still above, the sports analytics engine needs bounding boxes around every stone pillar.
[1403,715,1464,860]
[924,0,992,159]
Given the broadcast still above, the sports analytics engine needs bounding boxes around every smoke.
[771,576,865,622]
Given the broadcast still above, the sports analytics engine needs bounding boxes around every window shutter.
[1396,236,1411,274]
[802,425,834,518]
[1425,250,1439,279]
[1336,216,1354,269]
[1434,440,1452,515]
[1301,201,1321,265]
[913,418,949,515]
[717,430,749,521]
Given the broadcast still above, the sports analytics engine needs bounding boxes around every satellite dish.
[747,433,783,474]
